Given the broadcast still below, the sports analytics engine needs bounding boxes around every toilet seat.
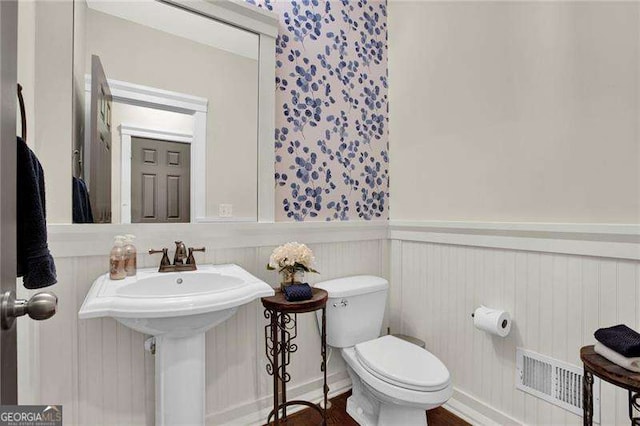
[354,335,450,392]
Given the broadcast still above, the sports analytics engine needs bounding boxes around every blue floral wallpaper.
[246,0,389,221]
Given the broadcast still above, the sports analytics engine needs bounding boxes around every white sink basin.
[117,272,244,297]
[79,263,273,335]
[78,263,274,425]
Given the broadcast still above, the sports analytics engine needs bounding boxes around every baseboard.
[208,372,352,425]
[444,388,522,426]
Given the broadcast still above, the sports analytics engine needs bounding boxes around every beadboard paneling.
[391,239,640,425]
[21,239,387,425]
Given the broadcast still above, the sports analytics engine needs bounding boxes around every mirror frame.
[78,0,277,224]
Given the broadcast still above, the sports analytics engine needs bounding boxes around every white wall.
[388,1,640,223]
[72,0,87,180]
[388,1,640,424]
[17,1,74,223]
[20,223,388,425]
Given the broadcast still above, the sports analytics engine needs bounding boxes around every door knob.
[0,290,58,330]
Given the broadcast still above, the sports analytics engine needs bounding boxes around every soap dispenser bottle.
[110,235,127,280]
[123,234,137,276]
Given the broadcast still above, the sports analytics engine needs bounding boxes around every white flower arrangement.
[267,242,319,274]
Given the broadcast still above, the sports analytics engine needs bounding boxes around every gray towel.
[17,137,57,289]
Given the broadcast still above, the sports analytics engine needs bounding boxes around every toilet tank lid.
[315,275,388,298]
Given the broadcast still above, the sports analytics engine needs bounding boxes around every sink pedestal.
[78,265,275,425]
[155,333,206,425]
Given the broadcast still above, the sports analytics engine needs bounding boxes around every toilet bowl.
[342,335,453,425]
[315,276,452,425]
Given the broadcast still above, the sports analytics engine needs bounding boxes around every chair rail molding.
[390,220,640,260]
[47,220,640,260]
[47,221,389,258]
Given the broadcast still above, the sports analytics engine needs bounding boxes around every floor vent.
[516,348,600,422]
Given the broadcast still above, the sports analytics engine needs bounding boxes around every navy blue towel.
[283,283,313,302]
[72,177,94,223]
[594,324,640,358]
[17,137,57,289]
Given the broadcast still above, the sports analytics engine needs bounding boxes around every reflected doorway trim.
[84,76,206,223]
[119,124,196,224]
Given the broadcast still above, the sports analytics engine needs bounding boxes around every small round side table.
[581,345,640,425]
[262,288,329,425]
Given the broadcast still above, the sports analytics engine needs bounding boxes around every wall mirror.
[64,0,274,224]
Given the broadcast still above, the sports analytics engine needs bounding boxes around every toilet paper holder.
[471,306,512,337]
[471,311,509,330]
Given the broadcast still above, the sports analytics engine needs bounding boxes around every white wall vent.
[516,348,600,423]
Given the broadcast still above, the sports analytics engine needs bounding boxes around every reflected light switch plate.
[219,204,233,217]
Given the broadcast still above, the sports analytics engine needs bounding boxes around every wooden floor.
[266,391,470,425]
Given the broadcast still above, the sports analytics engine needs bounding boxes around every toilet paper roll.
[473,306,511,337]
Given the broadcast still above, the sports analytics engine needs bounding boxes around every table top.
[261,288,328,313]
[581,345,640,392]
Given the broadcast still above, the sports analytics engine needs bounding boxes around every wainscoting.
[389,222,640,426]
[17,222,387,425]
[17,220,640,425]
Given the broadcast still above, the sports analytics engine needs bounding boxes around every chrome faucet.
[149,242,206,272]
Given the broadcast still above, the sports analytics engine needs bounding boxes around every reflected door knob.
[0,290,58,330]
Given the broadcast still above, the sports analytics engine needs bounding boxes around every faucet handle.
[149,248,168,254]
[149,248,170,267]
[186,247,206,265]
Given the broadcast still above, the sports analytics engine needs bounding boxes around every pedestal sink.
[78,264,274,425]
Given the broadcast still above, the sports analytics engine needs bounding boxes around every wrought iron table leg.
[280,312,287,420]
[271,310,280,425]
[264,303,323,426]
[321,307,328,425]
[583,368,593,426]
[629,390,640,426]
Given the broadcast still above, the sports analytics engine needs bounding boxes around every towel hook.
[17,83,27,142]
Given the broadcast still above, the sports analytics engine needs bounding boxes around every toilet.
[315,276,453,425]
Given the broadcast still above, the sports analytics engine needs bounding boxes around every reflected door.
[131,137,190,223]
[88,55,113,223]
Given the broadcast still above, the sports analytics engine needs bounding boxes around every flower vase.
[280,268,305,292]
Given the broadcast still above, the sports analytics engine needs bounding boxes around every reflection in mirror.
[72,0,260,223]
[119,106,194,224]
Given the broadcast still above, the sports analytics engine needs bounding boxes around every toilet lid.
[355,335,450,392]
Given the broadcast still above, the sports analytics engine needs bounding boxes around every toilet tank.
[315,276,388,348]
